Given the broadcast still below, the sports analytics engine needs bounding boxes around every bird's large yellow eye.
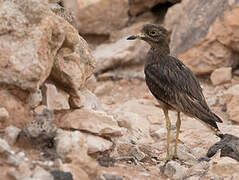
[149,30,158,36]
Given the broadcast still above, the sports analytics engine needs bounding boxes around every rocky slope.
[0,0,239,180]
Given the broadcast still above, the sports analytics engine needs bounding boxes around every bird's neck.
[146,43,170,65]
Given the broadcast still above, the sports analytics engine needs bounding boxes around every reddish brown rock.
[0,0,59,91]
[0,89,33,129]
[165,0,239,75]
[63,0,129,35]
[0,0,95,93]
[210,67,232,86]
[58,109,122,137]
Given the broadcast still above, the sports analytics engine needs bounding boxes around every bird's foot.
[172,153,179,160]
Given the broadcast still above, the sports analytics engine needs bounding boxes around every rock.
[129,0,163,16]
[63,0,129,35]
[58,108,122,137]
[171,144,197,163]
[0,107,9,122]
[225,84,239,96]
[165,0,239,75]
[34,105,48,115]
[42,83,70,110]
[0,0,95,92]
[210,67,232,85]
[7,164,32,180]
[69,87,102,110]
[4,125,21,145]
[163,161,187,180]
[0,89,33,129]
[51,34,95,94]
[130,146,146,161]
[93,37,149,74]
[207,157,239,178]
[0,138,10,154]
[98,156,115,167]
[50,170,73,180]
[19,109,57,147]
[112,99,164,141]
[83,133,113,154]
[99,171,123,180]
[0,0,58,91]
[207,134,239,161]
[94,81,114,96]
[225,84,239,123]
[55,129,87,159]
[57,130,99,179]
[226,95,239,123]
[114,110,151,139]
[32,166,54,180]
[185,161,209,179]
[26,89,42,108]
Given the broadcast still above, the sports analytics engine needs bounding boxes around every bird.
[127,24,223,161]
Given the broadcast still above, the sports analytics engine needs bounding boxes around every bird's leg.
[173,112,181,159]
[164,109,171,160]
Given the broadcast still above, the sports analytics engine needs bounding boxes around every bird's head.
[127,24,170,48]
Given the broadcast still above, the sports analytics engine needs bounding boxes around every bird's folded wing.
[144,56,222,124]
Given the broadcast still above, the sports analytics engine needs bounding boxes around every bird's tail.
[197,112,224,138]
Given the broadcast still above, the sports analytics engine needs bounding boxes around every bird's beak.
[127,33,145,40]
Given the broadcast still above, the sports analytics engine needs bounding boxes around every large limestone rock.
[0,0,95,93]
[0,0,58,91]
[164,0,239,75]
[63,0,129,35]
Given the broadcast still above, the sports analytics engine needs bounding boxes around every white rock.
[32,166,54,180]
[164,161,188,180]
[4,125,21,145]
[209,157,239,177]
[55,129,88,159]
[83,133,113,154]
[0,138,10,153]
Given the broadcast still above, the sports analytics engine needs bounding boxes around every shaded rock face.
[165,0,239,75]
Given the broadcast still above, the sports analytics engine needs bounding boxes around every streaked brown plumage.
[127,24,223,160]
